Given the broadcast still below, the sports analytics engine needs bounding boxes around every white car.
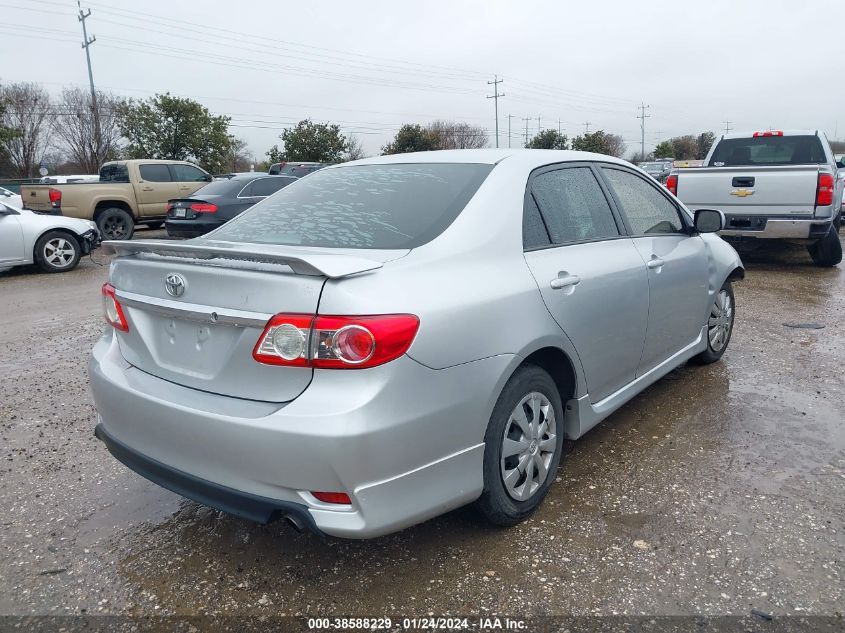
[39,174,99,184]
[0,201,100,273]
[0,186,22,209]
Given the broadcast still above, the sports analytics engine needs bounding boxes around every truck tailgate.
[20,185,54,212]
[677,165,819,216]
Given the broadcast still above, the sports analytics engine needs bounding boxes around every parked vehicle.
[268,161,326,177]
[0,186,22,209]
[166,174,297,238]
[667,130,843,266]
[90,149,743,539]
[638,161,671,182]
[39,174,99,184]
[0,200,99,273]
[20,160,212,241]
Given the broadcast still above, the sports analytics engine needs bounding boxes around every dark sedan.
[165,174,297,238]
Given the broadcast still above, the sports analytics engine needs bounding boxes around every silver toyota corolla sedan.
[90,149,743,539]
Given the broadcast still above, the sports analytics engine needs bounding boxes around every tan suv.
[20,160,211,240]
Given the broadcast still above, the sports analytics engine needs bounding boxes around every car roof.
[336,148,632,170]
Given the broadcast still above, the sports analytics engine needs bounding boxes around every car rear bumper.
[89,332,512,538]
[719,216,832,239]
[165,218,224,238]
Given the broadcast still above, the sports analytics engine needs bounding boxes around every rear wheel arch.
[94,200,135,221]
[726,266,745,282]
[519,346,578,405]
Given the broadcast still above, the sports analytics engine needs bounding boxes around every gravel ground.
[0,229,843,624]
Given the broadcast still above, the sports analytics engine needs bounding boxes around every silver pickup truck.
[667,130,843,266]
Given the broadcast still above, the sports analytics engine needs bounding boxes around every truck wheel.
[691,280,735,365]
[97,208,134,241]
[475,365,564,527]
[34,231,81,273]
[807,226,842,267]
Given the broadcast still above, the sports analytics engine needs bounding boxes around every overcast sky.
[3,0,844,160]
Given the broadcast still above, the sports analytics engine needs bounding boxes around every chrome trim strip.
[115,290,271,328]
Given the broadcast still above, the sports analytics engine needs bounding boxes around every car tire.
[34,231,81,273]
[475,365,564,527]
[807,225,842,267]
[691,280,735,365]
[96,208,134,241]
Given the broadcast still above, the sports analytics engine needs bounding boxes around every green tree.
[695,131,716,160]
[266,144,285,164]
[117,93,232,173]
[670,135,698,160]
[382,124,440,154]
[525,129,568,150]
[571,130,626,157]
[279,119,348,162]
[653,140,674,159]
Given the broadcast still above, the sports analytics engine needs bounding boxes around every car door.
[170,163,211,198]
[136,164,179,217]
[599,166,710,375]
[522,164,650,403]
[0,204,25,264]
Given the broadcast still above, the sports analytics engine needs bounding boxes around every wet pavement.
[0,230,843,621]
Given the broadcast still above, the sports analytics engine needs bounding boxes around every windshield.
[192,179,244,196]
[207,163,493,250]
[709,135,826,166]
[640,163,664,171]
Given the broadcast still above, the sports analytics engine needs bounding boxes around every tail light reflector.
[48,188,61,208]
[816,173,834,207]
[253,314,419,369]
[311,491,351,505]
[665,174,678,196]
[190,202,217,213]
[101,283,129,332]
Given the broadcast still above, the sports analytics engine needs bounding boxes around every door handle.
[142,186,154,191]
[550,273,581,290]
[646,256,665,269]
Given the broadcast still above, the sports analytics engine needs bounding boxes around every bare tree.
[52,87,124,174]
[343,134,366,161]
[604,133,627,158]
[427,120,488,149]
[225,136,253,172]
[0,82,53,178]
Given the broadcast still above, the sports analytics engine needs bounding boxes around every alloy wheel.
[500,392,557,501]
[43,237,76,269]
[708,289,733,352]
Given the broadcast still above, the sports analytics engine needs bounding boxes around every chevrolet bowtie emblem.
[730,189,754,197]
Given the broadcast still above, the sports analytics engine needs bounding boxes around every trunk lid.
[105,239,402,403]
[20,185,54,212]
[676,165,820,216]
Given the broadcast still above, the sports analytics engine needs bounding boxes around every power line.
[487,75,504,149]
[76,0,99,147]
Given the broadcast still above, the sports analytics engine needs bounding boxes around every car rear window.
[192,179,244,196]
[709,135,826,166]
[99,163,129,183]
[207,163,493,249]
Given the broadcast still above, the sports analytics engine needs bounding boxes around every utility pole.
[723,120,732,135]
[487,75,505,148]
[558,119,562,135]
[507,114,515,149]
[522,115,531,146]
[78,0,100,151]
[637,103,650,161]
[583,121,591,134]
[537,115,541,134]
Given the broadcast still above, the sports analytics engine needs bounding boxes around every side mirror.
[694,208,725,233]
[836,160,844,169]
[204,174,213,182]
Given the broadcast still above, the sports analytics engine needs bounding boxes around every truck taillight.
[253,314,419,369]
[753,131,783,137]
[101,283,129,332]
[665,174,678,196]
[48,188,61,208]
[190,202,217,213]
[816,173,834,207]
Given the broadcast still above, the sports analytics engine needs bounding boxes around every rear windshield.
[99,163,129,182]
[709,135,826,166]
[206,163,493,249]
[192,179,245,195]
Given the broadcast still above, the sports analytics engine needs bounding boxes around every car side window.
[251,178,293,197]
[237,182,254,197]
[139,164,172,183]
[530,167,619,244]
[602,168,684,235]
[171,164,208,182]
[523,194,551,249]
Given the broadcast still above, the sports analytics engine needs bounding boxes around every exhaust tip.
[284,514,306,532]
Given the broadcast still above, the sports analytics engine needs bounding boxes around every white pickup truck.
[667,130,843,266]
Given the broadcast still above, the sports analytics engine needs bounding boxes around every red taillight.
[48,188,61,208]
[311,491,351,505]
[816,173,835,207]
[101,283,129,332]
[665,174,678,196]
[166,203,173,213]
[752,130,783,137]
[190,202,217,213]
[253,314,420,369]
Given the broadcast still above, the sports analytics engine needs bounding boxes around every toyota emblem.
[164,273,186,297]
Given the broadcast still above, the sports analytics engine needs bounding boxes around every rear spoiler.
[102,239,384,278]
